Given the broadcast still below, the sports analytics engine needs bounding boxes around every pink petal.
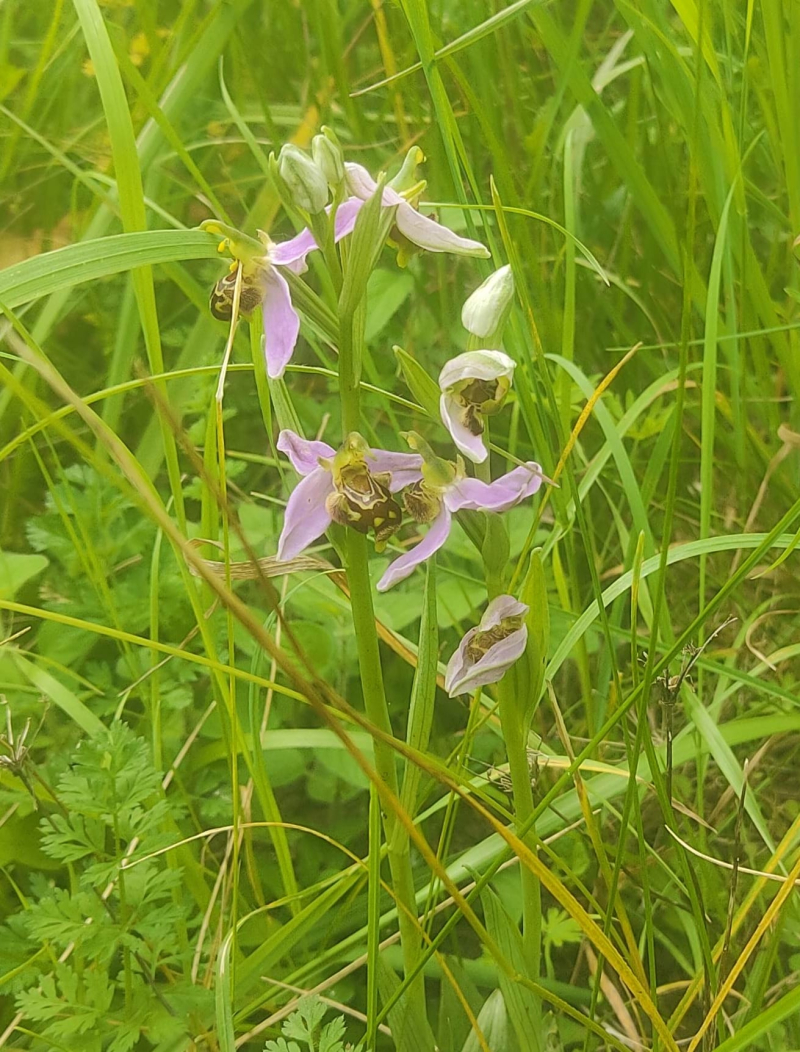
[262,268,300,379]
[443,625,477,695]
[480,595,529,628]
[367,449,424,492]
[277,467,334,561]
[445,625,528,696]
[345,162,380,200]
[344,161,488,257]
[332,197,364,241]
[445,463,544,513]
[270,228,318,270]
[277,430,335,475]
[268,199,364,277]
[376,507,452,592]
[345,161,408,208]
[445,595,528,696]
[395,201,490,258]
[440,393,487,464]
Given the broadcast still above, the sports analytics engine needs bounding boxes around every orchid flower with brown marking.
[438,350,516,463]
[203,214,362,380]
[275,430,423,561]
[376,434,544,592]
[341,148,490,265]
[444,595,529,696]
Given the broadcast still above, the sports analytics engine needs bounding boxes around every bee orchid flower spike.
[439,350,516,463]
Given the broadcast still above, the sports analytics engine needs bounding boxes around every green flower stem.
[478,421,542,1029]
[309,208,343,295]
[498,684,543,1017]
[339,307,429,1024]
[422,681,483,933]
[346,527,427,1011]
[339,307,362,433]
[478,421,509,598]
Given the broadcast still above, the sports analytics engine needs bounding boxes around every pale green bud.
[388,145,425,193]
[277,144,329,214]
[312,129,345,188]
[461,264,515,338]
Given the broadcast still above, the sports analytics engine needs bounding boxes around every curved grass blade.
[0,230,219,309]
[215,930,236,1052]
[547,531,800,680]
[11,653,107,740]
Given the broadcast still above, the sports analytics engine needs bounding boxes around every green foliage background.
[1,0,800,1049]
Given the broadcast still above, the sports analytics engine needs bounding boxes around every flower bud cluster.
[275,130,350,216]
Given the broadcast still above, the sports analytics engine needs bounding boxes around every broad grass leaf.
[376,954,436,1052]
[394,347,441,420]
[482,887,542,1051]
[461,989,508,1052]
[437,956,483,1052]
[366,269,414,342]
[238,870,363,990]
[0,550,48,600]
[0,230,219,308]
[215,931,236,1052]
[12,653,106,739]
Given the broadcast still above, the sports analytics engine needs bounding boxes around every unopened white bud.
[461,264,515,338]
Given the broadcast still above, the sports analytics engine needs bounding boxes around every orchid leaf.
[394,347,441,420]
[338,176,397,320]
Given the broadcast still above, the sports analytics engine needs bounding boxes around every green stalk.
[310,206,343,295]
[343,516,427,1012]
[214,278,243,995]
[339,308,362,434]
[497,683,542,1025]
[478,421,542,1035]
[478,421,509,598]
[365,783,382,1052]
[423,683,483,935]
[338,306,429,1029]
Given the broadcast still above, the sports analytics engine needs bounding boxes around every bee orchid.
[276,430,423,561]
[204,209,362,380]
[204,148,488,379]
[444,595,529,697]
[438,350,516,463]
[342,149,490,264]
[376,434,543,592]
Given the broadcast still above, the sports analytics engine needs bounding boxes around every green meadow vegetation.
[1,0,800,1049]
